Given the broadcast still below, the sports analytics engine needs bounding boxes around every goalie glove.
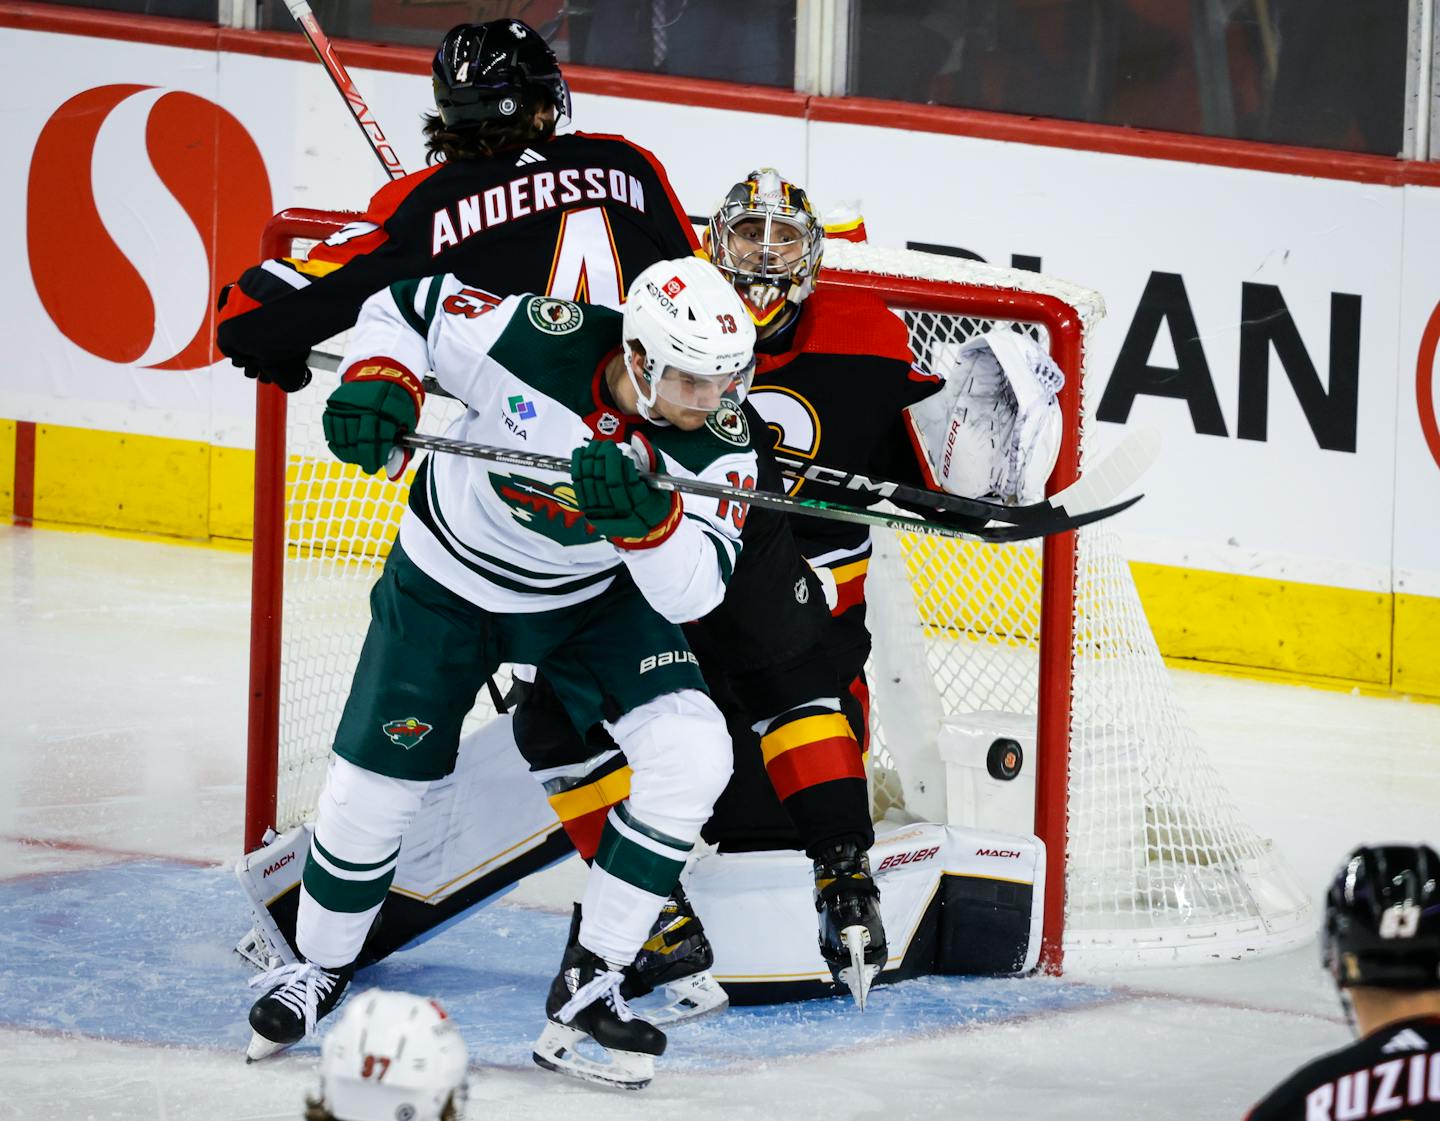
[322,359,426,478]
[905,330,1064,505]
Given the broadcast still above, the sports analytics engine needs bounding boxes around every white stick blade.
[1049,425,1161,517]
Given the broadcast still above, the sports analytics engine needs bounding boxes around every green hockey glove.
[571,435,681,548]
[321,361,426,476]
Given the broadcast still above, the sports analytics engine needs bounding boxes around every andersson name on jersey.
[432,168,648,254]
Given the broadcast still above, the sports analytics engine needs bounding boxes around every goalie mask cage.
[245,208,1311,973]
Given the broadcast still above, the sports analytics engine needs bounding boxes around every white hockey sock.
[581,690,731,966]
[296,755,428,969]
[582,805,694,967]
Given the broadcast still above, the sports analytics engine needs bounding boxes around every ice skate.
[533,917,666,1090]
[245,959,353,1061]
[813,840,887,1010]
[622,885,728,1025]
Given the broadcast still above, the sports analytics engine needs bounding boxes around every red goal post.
[244,208,1311,976]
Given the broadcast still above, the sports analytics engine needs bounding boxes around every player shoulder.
[651,399,756,476]
[368,163,446,218]
[1247,1031,1426,1121]
[482,296,620,390]
[565,131,662,169]
[797,286,913,362]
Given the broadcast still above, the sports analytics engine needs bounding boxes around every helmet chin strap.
[621,340,667,424]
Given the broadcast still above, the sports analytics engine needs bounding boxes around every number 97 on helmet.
[314,990,469,1121]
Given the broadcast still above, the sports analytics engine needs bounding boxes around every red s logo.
[26,85,272,370]
[1418,299,1440,473]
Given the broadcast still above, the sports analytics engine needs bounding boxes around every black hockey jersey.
[746,284,940,665]
[217,131,698,363]
[1246,1016,1440,1120]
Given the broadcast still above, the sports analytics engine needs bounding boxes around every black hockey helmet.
[1322,843,1440,989]
[432,19,570,128]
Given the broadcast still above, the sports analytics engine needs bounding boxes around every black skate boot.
[813,840,887,1010]
[533,908,667,1089]
[245,959,353,1061]
[620,885,727,1025]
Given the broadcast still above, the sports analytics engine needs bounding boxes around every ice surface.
[2,524,1437,1120]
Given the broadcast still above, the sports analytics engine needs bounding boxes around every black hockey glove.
[215,284,312,393]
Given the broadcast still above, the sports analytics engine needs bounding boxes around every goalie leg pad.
[296,755,429,968]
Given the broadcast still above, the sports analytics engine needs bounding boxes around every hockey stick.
[309,352,1152,535]
[305,352,1156,530]
[394,433,1139,544]
[283,0,407,182]
[774,425,1160,526]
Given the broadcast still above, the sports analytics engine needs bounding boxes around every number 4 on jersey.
[547,207,624,307]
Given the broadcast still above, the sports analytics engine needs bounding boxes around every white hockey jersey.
[340,276,758,620]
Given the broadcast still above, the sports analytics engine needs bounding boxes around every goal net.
[246,209,1312,971]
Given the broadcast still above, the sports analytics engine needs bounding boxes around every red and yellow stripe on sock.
[828,556,869,616]
[760,709,865,802]
[545,765,632,861]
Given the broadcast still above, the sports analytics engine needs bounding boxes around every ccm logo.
[639,650,699,674]
[262,852,297,878]
[976,848,1022,859]
[876,846,940,873]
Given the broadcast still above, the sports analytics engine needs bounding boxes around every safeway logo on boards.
[1417,298,1440,473]
[26,85,272,371]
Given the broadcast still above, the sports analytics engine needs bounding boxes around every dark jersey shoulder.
[1247,1017,1440,1120]
[651,398,755,476]
[217,133,697,364]
[788,285,914,363]
[748,285,940,557]
[487,297,624,417]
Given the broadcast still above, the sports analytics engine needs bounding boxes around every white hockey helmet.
[622,256,757,420]
[705,168,823,326]
[317,990,469,1121]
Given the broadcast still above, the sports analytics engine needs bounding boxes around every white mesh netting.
[255,232,1311,969]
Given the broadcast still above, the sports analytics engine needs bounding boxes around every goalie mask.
[1322,844,1440,992]
[432,19,571,129]
[622,257,757,422]
[318,990,469,1121]
[705,168,823,327]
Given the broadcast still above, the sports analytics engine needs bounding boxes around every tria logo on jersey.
[26,85,272,371]
[381,718,434,749]
[505,395,536,439]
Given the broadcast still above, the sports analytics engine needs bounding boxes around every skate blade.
[531,1021,655,1090]
[634,971,729,1027]
[838,925,880,1012]
[245,1030,291,1063]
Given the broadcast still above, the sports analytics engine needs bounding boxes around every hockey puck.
[986,738,1024,781]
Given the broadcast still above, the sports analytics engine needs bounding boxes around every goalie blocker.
[236,717,1043,998]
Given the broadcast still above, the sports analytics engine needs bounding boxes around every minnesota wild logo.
[705,399,749,446]
[382,717,433,749]
[527,297,583,334]
[489,471,599,546]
